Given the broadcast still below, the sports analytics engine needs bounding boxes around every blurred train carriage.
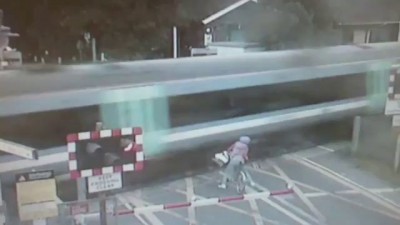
[0,42,398,160]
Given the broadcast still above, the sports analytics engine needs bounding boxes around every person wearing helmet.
[218,136,255,189]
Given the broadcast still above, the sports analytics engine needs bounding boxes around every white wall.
[209,46,263,56]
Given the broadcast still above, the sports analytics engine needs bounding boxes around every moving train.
[0,42,399,170]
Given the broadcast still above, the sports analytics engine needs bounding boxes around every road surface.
[57,142,400,225]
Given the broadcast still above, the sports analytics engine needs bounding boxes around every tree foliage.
[1,0,334,60]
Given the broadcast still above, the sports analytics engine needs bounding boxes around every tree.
[255,0,334,49]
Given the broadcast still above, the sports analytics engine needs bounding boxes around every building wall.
[340,24,399,44]
[207,46,264,56]
[206,3,260,43]
[209,46,245,55]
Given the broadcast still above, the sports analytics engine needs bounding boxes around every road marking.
[167,187,281,225]
[247,166,400,221]
[304,188,400,198]
[275,197,319,224]
[317,145,335,152]
[337,188,400,195]
[116,194,151,225]
[117,191,191,224]
[271,163,326,223]
[185,177,197,225]
[248,199,264,225]
[121,192,165,225]
[242,179,264,225]
[289,155,400,215]
[248,176,319,224]
[248,188,311,225]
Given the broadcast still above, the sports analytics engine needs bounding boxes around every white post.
[101,52,105,62]
[41,57,45,64]
[92,38,97,62]
[34,55,38,63]
[58,57,62,65]
[77,178,87,201]
[397,22,400,42]
[395,134,400,173]
[351,116,361,155]
[173,26,178,58]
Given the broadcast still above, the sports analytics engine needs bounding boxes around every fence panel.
[56,197,118,225]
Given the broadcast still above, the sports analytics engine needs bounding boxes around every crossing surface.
[72,142,400,225]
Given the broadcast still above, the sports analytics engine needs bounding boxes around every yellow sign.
[16,171,58,221]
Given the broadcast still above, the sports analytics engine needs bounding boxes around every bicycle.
[213,151,249,194]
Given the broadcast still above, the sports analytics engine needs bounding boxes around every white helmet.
[239,136,251,144]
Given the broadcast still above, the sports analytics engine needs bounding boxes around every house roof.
[202,0,258,24]
[177,0,247,22]
[325,0,400,24]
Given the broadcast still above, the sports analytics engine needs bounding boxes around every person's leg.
[218,174,228,189]
[219,161,235,189]
[242,168,255,186]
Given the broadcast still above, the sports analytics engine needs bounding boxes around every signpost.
[66,125,144,225]
[385,67,400,117]
[384,66,400,172]
[16,170,58,222]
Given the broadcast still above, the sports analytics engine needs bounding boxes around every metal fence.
[56,197,118,225]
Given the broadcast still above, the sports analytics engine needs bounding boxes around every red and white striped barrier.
[116,187,294,215]
[67,127,144,179]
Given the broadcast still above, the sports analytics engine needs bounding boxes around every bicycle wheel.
[236,172,246,194]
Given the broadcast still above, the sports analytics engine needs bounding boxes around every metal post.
[397,22,400,42]
[99,193,107,225]
[351,116,361,155]
[77,178,87,201]
[173,26,178,58]
[92,38,97,62]
[0,51,3,70]
[395,133,400,173]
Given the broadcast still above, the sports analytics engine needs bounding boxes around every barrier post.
[351,116,361,155]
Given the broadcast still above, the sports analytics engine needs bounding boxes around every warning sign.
[16,170,54,183]
[16,170,58,221]
[70,203,89,216]
[87,173,122,194]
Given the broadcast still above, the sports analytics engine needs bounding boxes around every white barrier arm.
[0,138,38,160]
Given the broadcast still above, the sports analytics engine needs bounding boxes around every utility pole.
[92,38,97,62]
[173,26,178,58]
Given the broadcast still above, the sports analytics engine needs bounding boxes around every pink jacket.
[227,141,249,161]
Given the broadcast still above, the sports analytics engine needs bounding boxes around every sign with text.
[16,170,54,182]
[70,203,89,216]
[87,173,122,194]
[16,171,58,221]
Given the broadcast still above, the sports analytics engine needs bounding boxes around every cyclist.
[218,136,255,189]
